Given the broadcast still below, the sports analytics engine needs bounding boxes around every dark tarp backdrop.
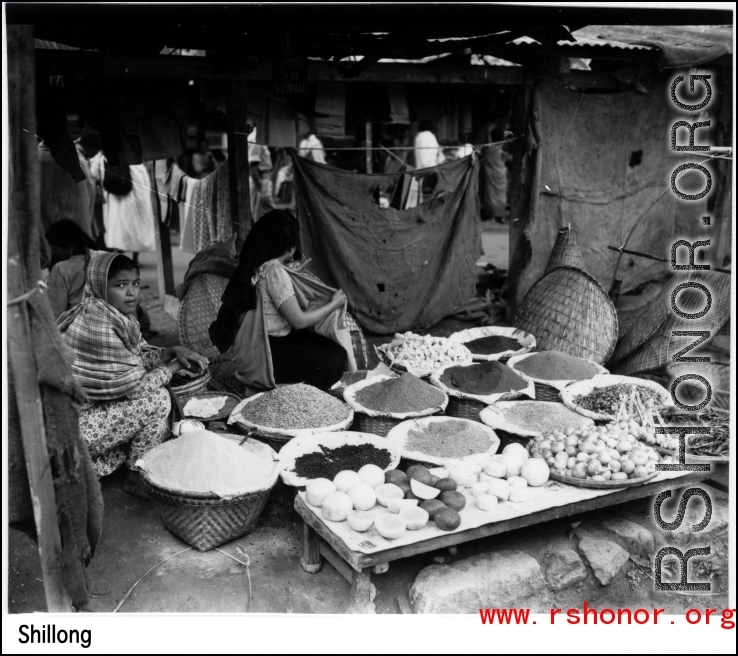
[291,154,482,334]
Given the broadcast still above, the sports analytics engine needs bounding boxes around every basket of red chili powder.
[507,351,609,402]
[430,361,535,422]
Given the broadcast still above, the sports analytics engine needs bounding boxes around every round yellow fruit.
[306,478,337,507]
[347,482,377,511]
[321,491,353,522]
[521,458,550,487]
[358,464,385,488]
[333,470,362,493]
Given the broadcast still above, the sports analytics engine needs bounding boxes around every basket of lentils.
[430,360,535,422]
[228,383,354,445]
[343,374,449,437]
[448,326,536,362]
[560,375,672,421]
[507,351,608,402]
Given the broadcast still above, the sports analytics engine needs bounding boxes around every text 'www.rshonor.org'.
[652,71,726,593]
[478,605,736,627]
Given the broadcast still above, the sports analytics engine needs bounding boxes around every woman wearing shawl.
[209,210,352,392]
[58,253,207,492]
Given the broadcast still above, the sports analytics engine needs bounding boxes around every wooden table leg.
[349,568,376,614]
[300,522,322,574]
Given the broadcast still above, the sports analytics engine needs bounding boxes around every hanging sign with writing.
[272,55,308,97]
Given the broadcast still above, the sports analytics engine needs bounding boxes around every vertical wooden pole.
[365,121,373,174]
[148,160,175,298]
[227,81,252,249]
[7,23,72,612]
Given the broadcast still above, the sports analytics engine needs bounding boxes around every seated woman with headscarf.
[58,252,208,495]
[209,210,355,392]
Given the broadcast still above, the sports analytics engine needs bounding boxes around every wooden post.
[365,122,373,174]
[7,23,72,612]
[227,81,252,249]
[148,160,175,298]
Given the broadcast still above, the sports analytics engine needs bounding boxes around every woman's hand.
[163,346,209,373]
[331,289,347,309]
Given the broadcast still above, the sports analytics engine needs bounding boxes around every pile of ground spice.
[406,420,491,459]
[464,335,521,355]
[440,361,527,396]
[354,373,446,414]
[515,351,598,381]
[497,403,591,434]
[241,384,350,430]
[573,384,663,415]
[291,443,392,480]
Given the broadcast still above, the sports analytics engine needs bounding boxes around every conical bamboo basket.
[545,226,585,274]
[514,266,618,365]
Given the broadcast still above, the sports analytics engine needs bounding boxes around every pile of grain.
[291,443,392,480]
[496,403,591,434]
[464,335,521,355]
[515,351,598,381]
[406,420,491,459]
[241,384,350,430]
[354,373,445,414]
[140,431,273,497]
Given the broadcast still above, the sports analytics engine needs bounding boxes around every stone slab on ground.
[669,492,729,547]
[577,538,630,586]
[601,517,655,567]
[410,549,545,614]
[541,544,588,591]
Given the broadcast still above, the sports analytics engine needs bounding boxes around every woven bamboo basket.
[170,370,212,397]
[180,391,242,423]
[533,382,562,402]
[514,266,618,365]
[352,413,403,437]
[611,271,731,366]
[142,435,279,551]
[446,395,487,422]
[545,226,585,274]
[178,273,231,360]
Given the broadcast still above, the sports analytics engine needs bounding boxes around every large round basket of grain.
[343,373,449,437]
[507,351,608,402]
[386,416,500,467]
[136,431,280,551]
[228,383,354,446]
[430,360,535,422]
[480,401,595,438]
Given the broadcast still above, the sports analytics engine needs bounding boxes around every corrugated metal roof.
[573,25,733,55]
[512,35,656,51]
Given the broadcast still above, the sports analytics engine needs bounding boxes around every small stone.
[577,538,630,586]
[542,545,588,591]
[601,518,655,567]
[410,550,545,614]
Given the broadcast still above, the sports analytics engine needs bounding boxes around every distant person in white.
[414,120,445,169]
[298,133,327,164]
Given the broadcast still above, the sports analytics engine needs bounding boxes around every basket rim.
[138,433,279,500]
[479,400,594,438]
[181,390,243,421]
[343,374,449,419]
[375,337,473,378]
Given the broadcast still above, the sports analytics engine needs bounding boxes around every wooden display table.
[295,469,722,613]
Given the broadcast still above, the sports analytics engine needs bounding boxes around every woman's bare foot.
[123,470,149,500]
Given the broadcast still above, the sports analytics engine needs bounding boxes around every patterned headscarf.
[58,252,149,401]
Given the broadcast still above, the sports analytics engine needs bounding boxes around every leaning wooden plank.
[7,24,72,612]
[319,541,356,584]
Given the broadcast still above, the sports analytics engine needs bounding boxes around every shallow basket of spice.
[430,361,535,422]
[448,326,536,362]
[228,383,354,445]
[277,431,402,487]
[480,401,594,438]
[507,351,608,402]
[376,332,473,378]
[647,406,729,463]
[386,416,500,467]
[137,431,280,551]
[560,375,672,422]
[343,374,449,437]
